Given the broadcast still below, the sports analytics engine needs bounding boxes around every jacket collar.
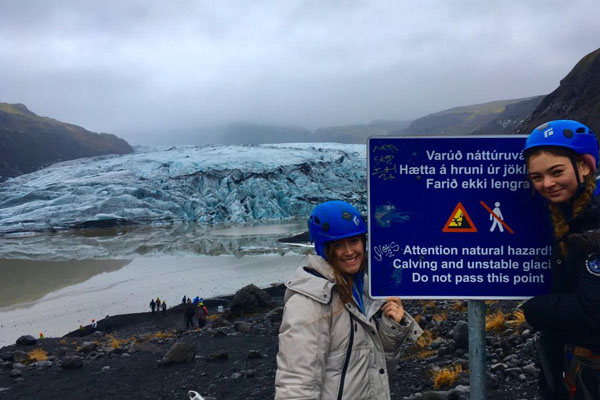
[285,255,336,304]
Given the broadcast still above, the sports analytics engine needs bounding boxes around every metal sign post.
[367,136,554,399]
[468,300,486,400]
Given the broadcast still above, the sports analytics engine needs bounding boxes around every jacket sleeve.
[275,293,331,400]
[523,245,600,331]
[377,312,423,374]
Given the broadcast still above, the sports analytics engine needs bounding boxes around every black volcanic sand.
[0,285,543,400]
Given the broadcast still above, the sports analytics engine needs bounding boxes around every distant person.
[187,298,192,304]
[521,120,600,399]
[156,297,162,311]
[104,315,113,334]
[91,319,97,330]
[193,296,200,306]
[197,302,208,328]
[182,295,187,304]
[79,324,84,336]
[39,332,44,339]
[275,200,422,399]
[184,301,196,329]
[161,301,167,315]
[150,299,156,314]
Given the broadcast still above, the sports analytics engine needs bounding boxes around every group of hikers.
[149,296,168,314]
[183,295,209,328]
[274,120,600,400]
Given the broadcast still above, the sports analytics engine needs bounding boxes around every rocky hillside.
[0,103,133,181]
[0,284,542,400]
[400,97,542,136]
[517,47,600,134]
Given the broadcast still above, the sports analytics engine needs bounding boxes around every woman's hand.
[381,297,405,323]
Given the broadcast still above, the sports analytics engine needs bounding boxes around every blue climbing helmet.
[522,120,599,168]
[308,200,367,259]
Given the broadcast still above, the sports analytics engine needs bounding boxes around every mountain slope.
[516,47,600,134]
[0,103,133,181]
[400,97,540,136]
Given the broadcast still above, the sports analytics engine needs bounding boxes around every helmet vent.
[563,129,573,138]
[322,222,330,232]
[341,211,352,221]
[313,216,320,224]
[576,127,586,133]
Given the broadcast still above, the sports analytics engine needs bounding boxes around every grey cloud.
[1,1,599,144]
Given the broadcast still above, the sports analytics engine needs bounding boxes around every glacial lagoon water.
[0,221,309,347]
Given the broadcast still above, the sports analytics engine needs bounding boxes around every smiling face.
[328,236,365,276]
[527,150,590,204]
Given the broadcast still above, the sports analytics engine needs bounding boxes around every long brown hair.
[525,147,597,257]
[324,235,367,304]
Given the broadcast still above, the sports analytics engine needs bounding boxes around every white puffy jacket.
[275,255,423,399]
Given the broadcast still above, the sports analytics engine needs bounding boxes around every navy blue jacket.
[523,195,600,352]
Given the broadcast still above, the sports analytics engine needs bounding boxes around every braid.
[548,174,596,257]
[548,203,569,257]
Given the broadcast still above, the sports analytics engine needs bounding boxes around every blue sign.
[368,136,553,299]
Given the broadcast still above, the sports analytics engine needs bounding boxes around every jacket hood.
[285,255,337,305]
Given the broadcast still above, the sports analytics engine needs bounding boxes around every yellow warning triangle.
[442,202,477,233]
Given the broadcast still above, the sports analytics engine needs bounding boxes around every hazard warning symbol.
[442,202,477,232]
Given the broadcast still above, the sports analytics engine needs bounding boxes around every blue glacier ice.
[0,143,366,234]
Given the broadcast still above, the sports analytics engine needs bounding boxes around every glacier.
[0,143,367,235]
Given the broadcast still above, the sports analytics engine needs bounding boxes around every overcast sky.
[1,1,599,145]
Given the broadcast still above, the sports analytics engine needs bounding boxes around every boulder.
[206,351,229,362]
[162,342,196,364]
[59,355,83,369]
[452,320,469,349]
[79,341,97,353]
[230,284,272,316]
[16,335,37,346]
[12,351,30,364]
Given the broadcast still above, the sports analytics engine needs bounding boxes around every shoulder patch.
[585,254,600,277]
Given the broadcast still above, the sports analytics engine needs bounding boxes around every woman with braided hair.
[522,120,600,399]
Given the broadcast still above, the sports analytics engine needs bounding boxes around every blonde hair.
[324,235,366,304]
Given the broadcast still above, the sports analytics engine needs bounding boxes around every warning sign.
[367,136,554,299]
[442,202,477,232]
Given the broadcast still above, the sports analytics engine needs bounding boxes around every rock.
[211,318,230,328]
[130,341,162,353]
[16,335,37,346]
[102,366,110,372]
[522,363,538,375]
[234,322,252,333]
[12,351,30,364]
[31,360,53,369]
[79,341,97,353]
[59,356,83,369]
[247,350,263,359]
[162,342,196,364]
[266,307,283,323]
[206,351,229,362]
[9,369,22,378]
[230,284,272,316]
[452,321,468,349]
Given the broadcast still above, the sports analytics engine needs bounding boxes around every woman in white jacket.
[275,200,422,399]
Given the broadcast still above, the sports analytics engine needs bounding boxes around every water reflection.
[0,259,130,308]
[0,220,308,260]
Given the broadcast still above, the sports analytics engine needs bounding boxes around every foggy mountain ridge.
[0,103,133,182]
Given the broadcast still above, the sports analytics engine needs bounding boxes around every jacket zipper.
[337,312,354,400]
